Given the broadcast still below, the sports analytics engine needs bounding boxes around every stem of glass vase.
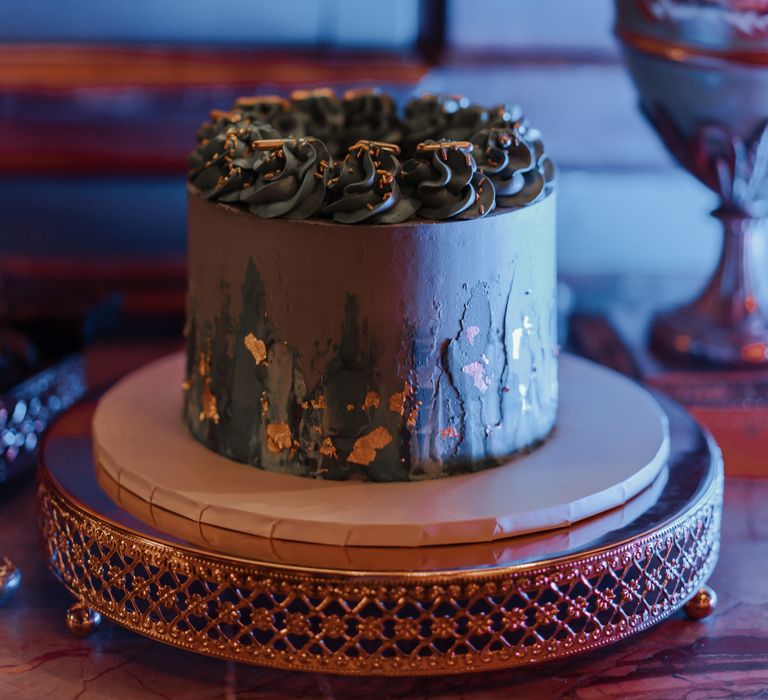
[651,209,768,366]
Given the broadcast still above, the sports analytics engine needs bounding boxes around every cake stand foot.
[684,585,718,620]
[0,558,20,600]
[66,601,102,637]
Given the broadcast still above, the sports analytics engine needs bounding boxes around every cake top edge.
[188,89,556,226]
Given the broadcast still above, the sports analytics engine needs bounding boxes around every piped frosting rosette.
[189,113,280,201]
[401,141,495,220]
[324,141,417,224]
[240,137,332,219]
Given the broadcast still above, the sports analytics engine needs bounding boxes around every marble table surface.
[0,341,765,700]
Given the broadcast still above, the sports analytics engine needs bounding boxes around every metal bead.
[66,602,102,638]
[0,558,20,599]
[684,585,717,620]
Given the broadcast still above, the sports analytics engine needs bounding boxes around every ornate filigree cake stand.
[37,393,722,676]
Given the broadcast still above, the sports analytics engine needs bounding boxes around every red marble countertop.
[0,341,763,699]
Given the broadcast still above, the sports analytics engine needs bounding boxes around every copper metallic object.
[66,602,102,637]
[234,95,289,108]
[348,140,401,155]
[684,585,718,620]
[616,0,768,365]
[416,141,473,153]
[0,557,20,598]
[37,395,721,675]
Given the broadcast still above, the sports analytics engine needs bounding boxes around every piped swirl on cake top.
[188,89,555,224]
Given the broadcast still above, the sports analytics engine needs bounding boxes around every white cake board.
[92,353,669,548]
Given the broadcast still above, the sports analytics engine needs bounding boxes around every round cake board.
[92,353,670,548]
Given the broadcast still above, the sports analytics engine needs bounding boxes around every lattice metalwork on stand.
[37,466,722,676]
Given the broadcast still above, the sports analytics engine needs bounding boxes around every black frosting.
[189,117,280,202]
[290,89,345,156]
[471,127,554,207]
[342,89,402,150]
[189,90,554,223]
[401,141,495,220]
[240,137,332,219]
[324,141,418,224]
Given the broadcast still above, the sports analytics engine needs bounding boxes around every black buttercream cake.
[184,89,558,482]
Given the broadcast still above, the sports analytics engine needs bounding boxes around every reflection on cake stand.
[37,354,722,676]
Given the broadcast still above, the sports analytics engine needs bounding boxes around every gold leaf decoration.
[244,333,268,365]
[388,383,412,415]
[266,422,292,453]
[199,378,220,424]
[362,391,380,411]
[318,437,338,458]
[347,426,393,466]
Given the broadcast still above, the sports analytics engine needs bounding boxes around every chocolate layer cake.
[184,90,557,482]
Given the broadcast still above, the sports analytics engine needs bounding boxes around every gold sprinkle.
[181,379,191,392]
[347,427,393,466]
[252,137,297,150]
[362,391,380,411]
[416,140,472,153]
[406,407,419,430]
[319,437,338,459]
[348,139,401,155]
[244,333,268,365]
[311,395,327,410]
[234,95,288,108]
[301,401,310,409]
[260,394,269,417]
[344,87,378,100]
[266,422,292,453]
[291,87,335,100]
[199,378,220,425]
[441,426,460,439]
[346,403,356,412]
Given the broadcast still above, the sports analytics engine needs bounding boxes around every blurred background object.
[617,0,768,366]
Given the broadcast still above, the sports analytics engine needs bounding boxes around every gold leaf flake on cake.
[388,382,412,415]
[266,422,292,453]
[199,378,220,425]
[311,395,327,410]
[198,350,209,377]
[440,426,460,439]
[362,391,380,411]
[406,407,420,429]
[181,379,191,392]
[347,426,393,466]
[318,437,338,459]
[260,393,269,417]
[244,333,268,365]
[346,403,355,412]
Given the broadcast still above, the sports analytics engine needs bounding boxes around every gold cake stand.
[37,394,722,676]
